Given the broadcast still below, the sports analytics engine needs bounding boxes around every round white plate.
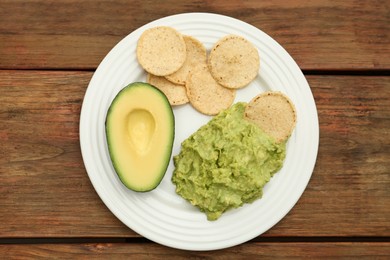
[80,13,319,251]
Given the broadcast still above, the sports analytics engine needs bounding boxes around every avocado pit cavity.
[127,109,156,155]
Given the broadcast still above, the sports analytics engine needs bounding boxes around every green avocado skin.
[172,102,286,220]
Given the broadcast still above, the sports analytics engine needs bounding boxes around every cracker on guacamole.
[172,102,286,220]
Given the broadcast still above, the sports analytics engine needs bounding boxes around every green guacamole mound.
[172,102,286,221]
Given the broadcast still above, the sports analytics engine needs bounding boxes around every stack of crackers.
[136,26,259,115]
[136,26,296,143]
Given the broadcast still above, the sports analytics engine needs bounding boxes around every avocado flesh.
[105,82,175,192]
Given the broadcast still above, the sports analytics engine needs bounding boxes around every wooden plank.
[0,242,389,258]
[0,71,389,237]
[0,35,121,70]
[0,0,389,70]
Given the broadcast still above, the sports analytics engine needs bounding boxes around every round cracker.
[165,35,207,85]
[137,26,186,76]
[208,35,259,89]
[147,74,189,106]
[186,64,236,115]
[244,91,297,143]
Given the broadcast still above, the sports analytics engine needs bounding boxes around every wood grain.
[0,70,135,237]
[0,71,389,238]
[1,242,389,259]
[0,0,389,70]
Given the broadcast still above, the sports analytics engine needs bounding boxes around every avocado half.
[105,82,175,192]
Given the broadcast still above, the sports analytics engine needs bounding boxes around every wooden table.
[1,0,389,258]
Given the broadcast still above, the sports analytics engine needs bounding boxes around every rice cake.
[208,35,259,89]
[165,35,207,85]
[137,26,186,76]
[186,64,235,115]
[147,74,189,106]
[244,91,297,143]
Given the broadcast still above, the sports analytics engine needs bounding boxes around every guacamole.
[172,102,286,220]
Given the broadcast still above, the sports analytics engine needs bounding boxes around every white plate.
[80,13,319,251]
